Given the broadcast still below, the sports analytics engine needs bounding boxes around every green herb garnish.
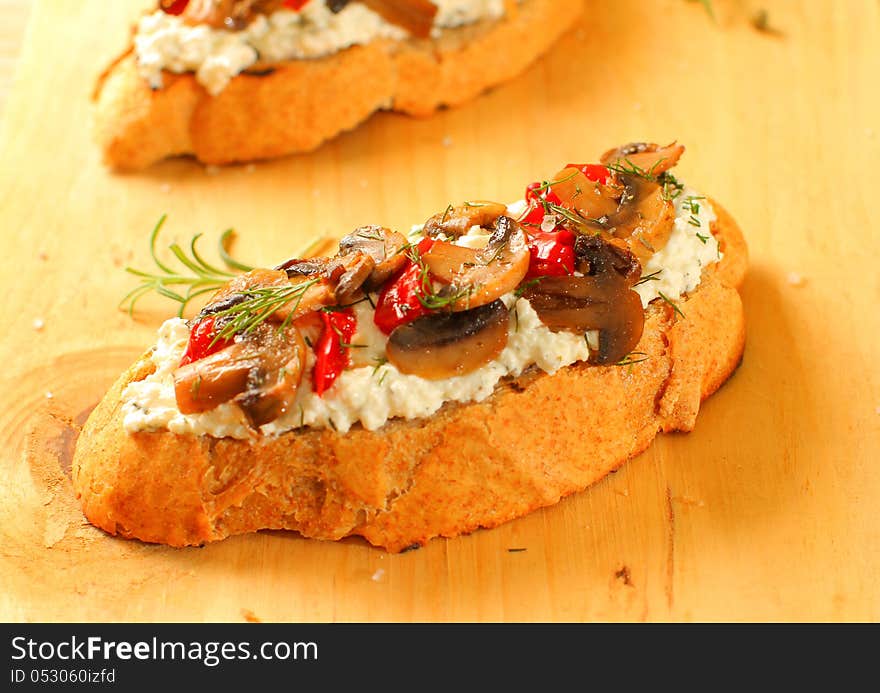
[616,351,650,367]
[657,291,686,319]
[211,279,321,341]
[120,215,253,317]
[634,270,663,286]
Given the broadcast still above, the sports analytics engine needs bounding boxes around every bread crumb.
[371,568,385,582]
[43,516,69,548]
[33,318,44,331]
[38,251,48,261]
[45,392,53,399]
[241,609,261,623]
[786,272,806,287]
[205,165,221,176]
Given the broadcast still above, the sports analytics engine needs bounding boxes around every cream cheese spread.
[122,187,719,438]
[135,0,507,96]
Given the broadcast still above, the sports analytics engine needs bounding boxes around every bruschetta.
[72,142,748,551]
[93,0,583,169]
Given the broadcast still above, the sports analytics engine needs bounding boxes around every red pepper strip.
[518,202,546,228]
[160,0,190,16]
[282,0,311,9]
[521,179,566,230]
[313,308,357,396]
[179,315,234,366]
[525,230,576,280]
[373,237,435,335]
[566,163,610,184]
[525,180,563,205]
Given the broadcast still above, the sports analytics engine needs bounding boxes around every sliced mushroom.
[338,226,408,290]
[208,268,289,305]
[174,342,255,415]
[386,299,509,380]
[181,0,284,30]
[574,234,641,285]
[421,215,530,311]
[325,252,376,304]
[202,266,335,326]
[544,167,620,231]
[359,0,439,39]
[600,141,685,177]
[174,322,306,427]
[520,236,644,365]
[423,201,508,238]
[233,327,306,427]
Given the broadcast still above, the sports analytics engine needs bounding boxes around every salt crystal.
[540,214,557,233]
[33,318,44,331]
[371,569,385,582]
[45,392,53,399]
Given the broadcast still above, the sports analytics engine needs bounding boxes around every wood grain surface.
[0,0,877,622]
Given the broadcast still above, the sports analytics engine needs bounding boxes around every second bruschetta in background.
[93,0,583,169]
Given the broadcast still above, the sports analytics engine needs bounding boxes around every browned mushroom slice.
[359,0,438,39]
[574,234,641,286]
[546,167,621,228]
[421,216,530,311]
[181,0,285,30]
[208,268,289,306]
[521,236,644,364]
[600,141,685,177]
[174,342,256,414]
[324,252,376,304]
[173,323,306,426]
[233,327,306,427]
[386,300,509,380]
[338,226,408,290]
[423,201,508,238]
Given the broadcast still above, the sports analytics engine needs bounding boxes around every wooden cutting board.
[0,0,877,622]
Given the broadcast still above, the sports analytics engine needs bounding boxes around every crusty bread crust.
[93,0,584,170]
[71,200,747,551]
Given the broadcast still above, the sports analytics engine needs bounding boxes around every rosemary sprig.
[120,215,254,317]
[122,216,334,320]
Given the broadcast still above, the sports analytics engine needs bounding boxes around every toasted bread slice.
[71,200,746,552]
[93,0,583,170]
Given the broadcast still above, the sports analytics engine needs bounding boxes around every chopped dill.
[657,291,686,319]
